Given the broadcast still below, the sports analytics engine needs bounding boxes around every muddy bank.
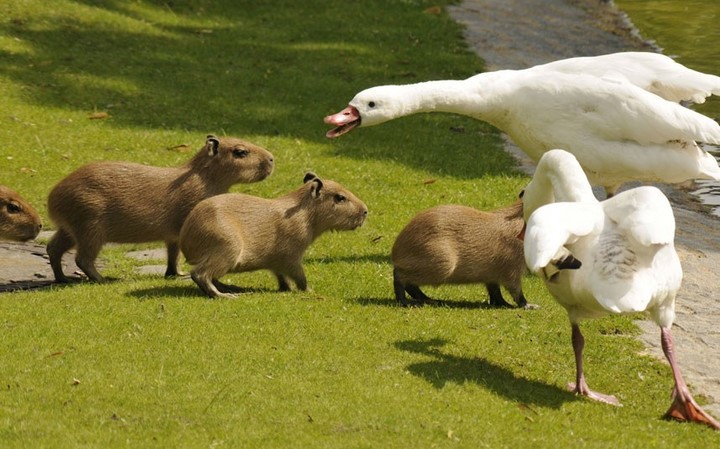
[448,0,720,418]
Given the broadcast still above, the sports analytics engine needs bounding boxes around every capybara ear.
[205,135,220,156]
[303,172,318,184]
[309,178,324,198]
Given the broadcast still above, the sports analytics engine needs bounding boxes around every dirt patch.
[0,237,70,292]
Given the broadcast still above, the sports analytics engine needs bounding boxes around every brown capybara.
[47,135,274,282]
[0,185,42,242]
[392,200,533,308]
[179,172,368,298]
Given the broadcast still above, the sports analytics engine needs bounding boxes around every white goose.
[324,52,720,194]
[522,149,720,429]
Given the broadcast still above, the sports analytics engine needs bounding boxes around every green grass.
[0,1,716,447]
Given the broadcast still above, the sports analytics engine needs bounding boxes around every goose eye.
[368,101,376,108]
[334,194,347,203]
[233,149,249,158]
[6,202,21,214]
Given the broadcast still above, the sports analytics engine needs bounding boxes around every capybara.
[47,135,274,282]
[0,185,42,242]
[179,172,367,298]
[392,200,532,308]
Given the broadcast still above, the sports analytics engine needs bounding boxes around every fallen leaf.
[423,178,436,185]
[371,235,383,243]
[88,112,110,120]
[71,378,81,386]
[424,6,442,15]
[167,144,191,153]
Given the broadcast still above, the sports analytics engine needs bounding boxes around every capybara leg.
[506,284,539,309]
[74,241,105,282]
[190,271,230,298]
[275,273,291,291]
[164,241,184,277]
[514,291,529,308]
[486,283,513,308]
[47,228,75,283]
[393,270,409,305]
[405,284,430,302]
[286,265,307,291]
[212,279,245,293]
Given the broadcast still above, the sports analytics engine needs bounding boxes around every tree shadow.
[0,0,517,179]
[395,338,575,409]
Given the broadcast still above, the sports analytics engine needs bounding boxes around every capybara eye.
[368,101,376,108]
[233,149,249,158]
[334,194,347,203]
[6,202,22,214]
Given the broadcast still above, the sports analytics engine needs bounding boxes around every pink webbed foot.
[660,327,720,430]
[568,378,621,406]
[664,388,720,430]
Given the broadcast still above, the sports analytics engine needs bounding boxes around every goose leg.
[660,327,720,429]
[567,324,621,406]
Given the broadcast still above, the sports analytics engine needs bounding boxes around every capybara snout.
[0,185,42,242]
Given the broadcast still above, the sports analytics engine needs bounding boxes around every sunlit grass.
[0,1,717,447]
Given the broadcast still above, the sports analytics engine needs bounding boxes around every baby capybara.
[47,135,274,282]
[392,200,532,308]
[180,172,367,298]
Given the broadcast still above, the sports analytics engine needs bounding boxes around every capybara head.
[0,185,42,242]
[300,172,367,232]
[189,134,274,186]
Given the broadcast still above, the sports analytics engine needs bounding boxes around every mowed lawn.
[0,1,716,447]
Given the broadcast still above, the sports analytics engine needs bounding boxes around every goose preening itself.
[522,149,720,429]
[324,52,720,194]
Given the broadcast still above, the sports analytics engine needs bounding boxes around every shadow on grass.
[305,253,389,265]
[395,338,575,409]
[127,283,274,299]
[354,296,506,310]
[0,0,517,179]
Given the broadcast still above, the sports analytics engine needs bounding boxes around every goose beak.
[324,105,361,138]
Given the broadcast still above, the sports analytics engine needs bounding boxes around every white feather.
[328,52,720,193]
[522,150,682,326]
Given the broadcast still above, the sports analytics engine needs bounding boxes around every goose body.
[522,149,719,429]
[325,52,720,194]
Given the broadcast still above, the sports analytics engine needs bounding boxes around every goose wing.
[602,186,676,246]
[523,202,600,273]
[533,52,720,104]
[512,73,720,146]
[588,187,678,314]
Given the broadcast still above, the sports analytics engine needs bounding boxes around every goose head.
[324,85,423,138]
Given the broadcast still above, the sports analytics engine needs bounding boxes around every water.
[615,0,720,215]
